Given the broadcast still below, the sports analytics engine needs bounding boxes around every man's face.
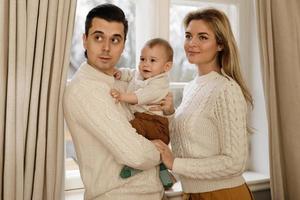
[83,18,125,75]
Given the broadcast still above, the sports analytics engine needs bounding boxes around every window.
[65,0,270,194]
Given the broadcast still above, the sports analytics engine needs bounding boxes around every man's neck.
[87,62,114,76]
[100,69,114,76]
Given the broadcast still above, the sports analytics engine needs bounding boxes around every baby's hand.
[113,68,122,80]
[110,89,121,103]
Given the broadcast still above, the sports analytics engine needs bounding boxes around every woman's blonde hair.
[184,8,253,107]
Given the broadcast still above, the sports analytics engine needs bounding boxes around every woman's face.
[184,19,221,68]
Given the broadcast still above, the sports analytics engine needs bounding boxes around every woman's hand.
[149,92,175,116]
[152,140,174,170]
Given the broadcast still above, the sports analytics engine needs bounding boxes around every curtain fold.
[0,0,8,198]
[256,0,300,199]
[0,0,76,199]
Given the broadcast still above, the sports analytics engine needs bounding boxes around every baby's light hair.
[145,38,173,62]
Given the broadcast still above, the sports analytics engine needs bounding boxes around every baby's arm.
[111,77,169,105]
[119,68,136,82]
[110,89,138,104]
[112,68,135,81]
[113,68,122,80]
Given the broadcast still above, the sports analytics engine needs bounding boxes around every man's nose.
[102,39,110,52]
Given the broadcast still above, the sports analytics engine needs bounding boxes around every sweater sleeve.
[66,86,161,170]
[119,68,136,82]
[172,81,248,180]
[135,78,169,105]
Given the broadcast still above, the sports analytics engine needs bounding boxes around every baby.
[111,38,175,188]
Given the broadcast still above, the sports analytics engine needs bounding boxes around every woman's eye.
[199,36,208,40]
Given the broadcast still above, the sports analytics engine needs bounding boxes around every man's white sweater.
[171,70,249,193]
[63,63,163,200]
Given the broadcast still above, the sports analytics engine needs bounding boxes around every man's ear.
[83,33,87,49]
[164,61,173,72]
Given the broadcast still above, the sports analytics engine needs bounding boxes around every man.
[63,4,163,200]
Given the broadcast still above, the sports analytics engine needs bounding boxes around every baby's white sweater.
[63,63,163,200]
[171,70,248,193]
[119,68,169,117]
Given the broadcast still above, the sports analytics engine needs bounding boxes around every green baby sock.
[120,166,142,178]
[159,163,174,189]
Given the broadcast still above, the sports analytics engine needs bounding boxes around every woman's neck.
[197,64,221,76]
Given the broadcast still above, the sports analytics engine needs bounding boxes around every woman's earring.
[217,45,223,51]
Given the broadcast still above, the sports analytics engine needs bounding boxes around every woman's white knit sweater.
[171,70,249,193]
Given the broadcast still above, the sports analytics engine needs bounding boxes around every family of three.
[63,3,254,200]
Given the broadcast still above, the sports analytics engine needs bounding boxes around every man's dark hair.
[85,3,128,40]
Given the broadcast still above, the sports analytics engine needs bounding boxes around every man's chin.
[91,64,114,75]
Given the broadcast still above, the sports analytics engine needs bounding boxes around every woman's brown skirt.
[182,184,255,200]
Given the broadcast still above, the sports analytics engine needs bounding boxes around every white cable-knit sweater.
[171,70,249,193]
[63,63,163,200]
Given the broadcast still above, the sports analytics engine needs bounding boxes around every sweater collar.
[136,71,168,82]
[196,70,220,83]
[78,62,115,87]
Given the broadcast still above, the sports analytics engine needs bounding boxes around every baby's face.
[138,45,170,79]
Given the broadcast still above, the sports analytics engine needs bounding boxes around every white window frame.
[65,0,270,196]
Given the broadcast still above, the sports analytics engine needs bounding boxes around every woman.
[153,8,254,200]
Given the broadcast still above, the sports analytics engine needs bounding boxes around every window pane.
[169,1,238,82]
[68,0,136,79]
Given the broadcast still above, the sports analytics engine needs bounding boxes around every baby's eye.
[150,59,156,62]
[140,57,145,61]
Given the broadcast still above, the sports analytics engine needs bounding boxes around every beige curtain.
[256,0,300,199]
[0,0,76,199]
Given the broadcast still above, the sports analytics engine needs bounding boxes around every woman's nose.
[188,37,198,46]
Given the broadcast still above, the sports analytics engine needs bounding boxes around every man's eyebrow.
[90,30,104,35]
[112,34,123,39]
[90,31,123,39]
